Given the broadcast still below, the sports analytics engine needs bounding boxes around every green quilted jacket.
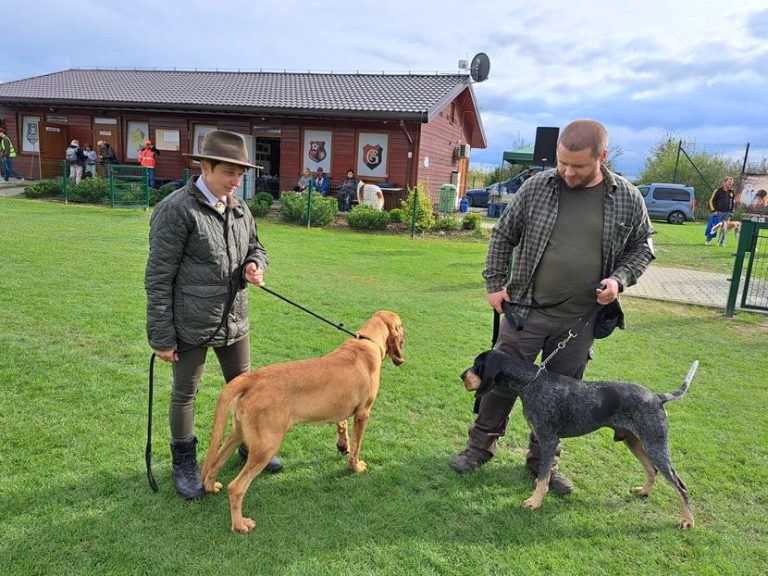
[145,180,268,350]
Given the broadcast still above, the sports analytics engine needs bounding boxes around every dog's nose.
[460,368,468,380]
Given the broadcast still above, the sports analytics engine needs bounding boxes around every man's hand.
[243,262,265,286]
[596,278,620,305]
[154,348,179,363]
[487,290,511,314]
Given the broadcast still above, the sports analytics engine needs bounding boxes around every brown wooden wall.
[1,99,478,196]
[416,99,475,201]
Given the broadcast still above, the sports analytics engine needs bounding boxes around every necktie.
[214,201,226,214]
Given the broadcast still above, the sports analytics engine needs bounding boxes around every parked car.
[464,183,495,208]
[464,166,546,208]
[637,183,696,224]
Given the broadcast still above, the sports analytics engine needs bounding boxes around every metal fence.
[726,217,768,315]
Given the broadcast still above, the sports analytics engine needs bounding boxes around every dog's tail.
[200,375,249,478]
[659,360,699,404]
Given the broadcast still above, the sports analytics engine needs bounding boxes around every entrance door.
[253,126,281,198]
[39,123,69,179]
[92,126,119,160]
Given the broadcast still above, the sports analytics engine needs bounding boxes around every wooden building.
[0,69,486,203]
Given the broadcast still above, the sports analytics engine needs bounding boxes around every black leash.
[258,285,372,342]
[145,282,371,492]
[491,282,604,346]
[146,276,238,492]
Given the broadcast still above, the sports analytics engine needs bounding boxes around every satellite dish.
[469,52,490,83]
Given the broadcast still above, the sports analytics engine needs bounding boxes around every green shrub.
[388,208,404,223]
[462,212,482,230]
[255,192,274,206]
[152,181,181,205]
[400,184,435,231]
[432,216,460,231]
[347,205,390,230]
[278,192,337,227]
[23,179,63,198]
[68,177,110,203]
[248,200,271,218]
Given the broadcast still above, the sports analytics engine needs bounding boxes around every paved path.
[2,183,761,313]
[624,265,735,310]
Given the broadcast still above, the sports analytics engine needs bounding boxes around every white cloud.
[2,0,767,181]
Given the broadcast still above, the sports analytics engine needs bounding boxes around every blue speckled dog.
[461,350,698,529]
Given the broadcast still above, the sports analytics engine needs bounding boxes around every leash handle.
[146,353,159,492]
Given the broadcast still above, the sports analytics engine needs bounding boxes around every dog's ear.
[380,312,405,366]
[480,350,508,387]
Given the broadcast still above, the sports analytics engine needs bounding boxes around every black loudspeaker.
[533,127,559,164]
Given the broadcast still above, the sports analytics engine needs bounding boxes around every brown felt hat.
[184,130,257,169]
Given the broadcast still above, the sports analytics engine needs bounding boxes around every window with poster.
[125,121,149,160]
[191,125,217,162]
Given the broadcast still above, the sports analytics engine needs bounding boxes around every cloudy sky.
[4,0,767,179]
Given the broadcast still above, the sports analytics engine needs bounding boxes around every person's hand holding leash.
[596,278,620,305]
[487,290,511,314]
[243,262,265,286]
[154,348,179,363]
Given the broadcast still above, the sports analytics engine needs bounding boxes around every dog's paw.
[631,486,650,498]
[336,441,349,455]
[348,459,367,473]
[232,517,257,533]
[678,516,694,530]
[522,496,543,510]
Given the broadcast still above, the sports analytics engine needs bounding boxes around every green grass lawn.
[1,198,766,575]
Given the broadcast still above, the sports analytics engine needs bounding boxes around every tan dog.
[711,220,740,244]
[200,310,405,533]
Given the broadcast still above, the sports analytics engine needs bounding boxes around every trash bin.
[459,197,469,213]
[438,184,457,214]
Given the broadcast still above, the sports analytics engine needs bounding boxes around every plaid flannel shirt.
[482,166,655,317]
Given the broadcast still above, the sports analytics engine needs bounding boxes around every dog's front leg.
[347,410,369,473]
[523,436,558,510]
[336,420,350,454]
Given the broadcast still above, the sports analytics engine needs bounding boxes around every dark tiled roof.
[0,69,473,120]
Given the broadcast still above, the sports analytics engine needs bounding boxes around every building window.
[191,125,218,161]
[125,121,149,160]
[155,129,180,152]
[21,116,41,152]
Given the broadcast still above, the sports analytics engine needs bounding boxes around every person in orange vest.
[137,139,160,188]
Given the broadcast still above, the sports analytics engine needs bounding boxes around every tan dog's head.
[363,311,405,366]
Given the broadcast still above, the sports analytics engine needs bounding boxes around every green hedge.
[347,205,390,230]
[278,192,337,227]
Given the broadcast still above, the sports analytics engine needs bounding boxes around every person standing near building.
[0,127,24,181]
[451,119,655,496]
[708,176,736,247]
[65,139,86,184]
[83,144,97,178]
[145,130,281,500]
[138,139,160,188]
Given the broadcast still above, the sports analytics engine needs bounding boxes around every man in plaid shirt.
[452,120,655,495]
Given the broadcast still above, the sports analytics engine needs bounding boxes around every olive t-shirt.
[532,181,604,319]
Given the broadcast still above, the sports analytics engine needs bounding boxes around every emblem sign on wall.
[303,129,332,174]
[357,132,388,178]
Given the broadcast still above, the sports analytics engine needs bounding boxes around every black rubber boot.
[238,444,284,473]
[170,437,204,500]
